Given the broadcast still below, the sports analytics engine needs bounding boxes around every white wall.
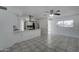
[39,18,48,36]
[50,14,79,38]
[0,9,18,49]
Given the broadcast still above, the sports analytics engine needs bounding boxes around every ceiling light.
[49,14,54,17]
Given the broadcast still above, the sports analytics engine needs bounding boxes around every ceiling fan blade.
[0,6,7,10]
[54,13,61,15]
[56,10,60,12]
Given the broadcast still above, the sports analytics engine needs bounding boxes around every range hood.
[29,15,33,21]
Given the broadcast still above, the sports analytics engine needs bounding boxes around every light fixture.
[48,14,54,20]
[49,14,54,17]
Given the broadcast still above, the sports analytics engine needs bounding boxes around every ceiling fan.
[44,9,61,16]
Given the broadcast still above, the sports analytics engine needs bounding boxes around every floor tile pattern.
[1,35,79,52]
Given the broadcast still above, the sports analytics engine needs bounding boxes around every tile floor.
[1,34,79,52]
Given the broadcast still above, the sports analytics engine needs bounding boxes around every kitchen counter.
[13,29,41,43]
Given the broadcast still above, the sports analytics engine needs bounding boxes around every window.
[57,20,74,27]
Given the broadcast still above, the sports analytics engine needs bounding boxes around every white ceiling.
[7,6,79,19]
